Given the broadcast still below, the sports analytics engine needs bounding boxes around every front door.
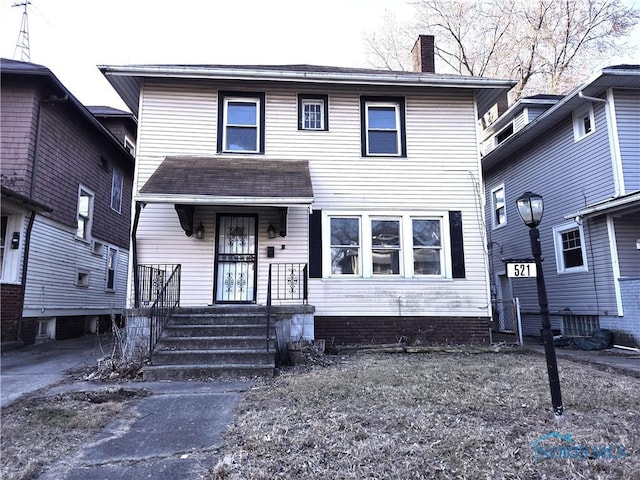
[214,214,257,303]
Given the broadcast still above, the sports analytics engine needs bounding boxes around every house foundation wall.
[315,316,491,346]
[1,283,22,347]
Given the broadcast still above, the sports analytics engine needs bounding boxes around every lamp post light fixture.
[267,224,277,239]
[516,191,564,420]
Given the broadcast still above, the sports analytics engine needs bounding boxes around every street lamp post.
[516,191,564,420]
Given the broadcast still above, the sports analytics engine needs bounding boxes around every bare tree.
[364,0,639,99]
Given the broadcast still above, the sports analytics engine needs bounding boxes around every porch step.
[157,336,274,350]
[143,364,275,381]
[145,307,276,381]
[152,349,275,365]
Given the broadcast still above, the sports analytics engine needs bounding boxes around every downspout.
[16,210,36,342]
[578,91,607,104]
[132,201,143,308]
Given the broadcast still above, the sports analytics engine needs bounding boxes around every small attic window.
[495,123,514,145]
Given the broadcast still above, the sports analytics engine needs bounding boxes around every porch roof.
[138,157,314,206]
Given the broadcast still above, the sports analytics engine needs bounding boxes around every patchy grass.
[208,351,639,479]
[0,388,148,480]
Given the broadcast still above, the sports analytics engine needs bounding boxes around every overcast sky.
[1,0,638,112]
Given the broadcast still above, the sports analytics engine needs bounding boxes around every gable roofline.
[98,63,516,118]
[481,95,564,139]
[482,64,640,172]
[1,58,135,166]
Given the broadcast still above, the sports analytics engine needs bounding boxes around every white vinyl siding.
[22,216,128,317]
[134,83,490,316]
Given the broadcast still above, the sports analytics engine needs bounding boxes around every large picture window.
[218,92,265,153]
[360,97,406,157]
[325,213,445,278]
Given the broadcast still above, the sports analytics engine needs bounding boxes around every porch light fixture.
[195,222,205,240]
[267,224,276,239]
[516,191,564,420]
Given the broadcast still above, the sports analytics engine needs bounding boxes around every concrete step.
[170,313,271,325]
[143,364,274,381]
[162,324,271,337]
[151,349,274,366]
[156,336,275,350]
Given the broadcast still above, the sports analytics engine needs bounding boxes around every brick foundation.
[315,316,490,346]
[1,283,23,342]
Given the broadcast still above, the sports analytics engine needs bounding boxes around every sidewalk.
[1,335,252,479]
[523,339,640,378]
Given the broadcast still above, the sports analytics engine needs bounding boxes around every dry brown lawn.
[0,388,147,480]
[208,351,639,479]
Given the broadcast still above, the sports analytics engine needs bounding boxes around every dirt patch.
[1,387,149,480]
[207,351,639,479]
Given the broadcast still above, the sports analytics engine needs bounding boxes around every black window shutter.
[309,210,322,278]
[449,211,466,278]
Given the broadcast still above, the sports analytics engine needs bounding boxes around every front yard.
[208,350,639,479]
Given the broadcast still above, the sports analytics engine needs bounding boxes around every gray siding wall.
[615,213,640,277]
[614,89,640,192]
[485,99,619,322]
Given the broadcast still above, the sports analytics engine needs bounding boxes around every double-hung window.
[111,168,123,213]
[76,186,94,241]
[361,97,406,156]
[412,219,442,275]
[553,223,587,273]
[491,185,506,228]
[218,92,265,153]
[371,219,401,275]
[330,217,360,275]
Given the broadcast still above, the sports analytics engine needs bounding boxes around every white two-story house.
[100,36,515,354]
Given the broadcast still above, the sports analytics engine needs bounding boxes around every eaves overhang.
[1,186,53,213]
[98,64,516,118]
[0,58,135,166]
[564,191,640,219]
[482,65,640,173]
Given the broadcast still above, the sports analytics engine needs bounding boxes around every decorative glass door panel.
[215,215,257,303]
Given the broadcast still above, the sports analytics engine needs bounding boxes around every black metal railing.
[266,263,308,352]
[138,264,181,355]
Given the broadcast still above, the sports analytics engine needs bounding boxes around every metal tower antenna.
[13,1,31,62]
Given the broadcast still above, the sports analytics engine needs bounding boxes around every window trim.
[553,222,588,273]
[360,96,406,157]
[495,122,514,145]
[76,185,95,242]
[298,94,328,131]
[76,268,90,288]
[572,104,595,141]
[328,216,362,276]
[106,246,118,292]
[110,167,124,214]
[217,91,265,154]
[322,211,448,279]
[491,184,507,229]
[124,136,136,156]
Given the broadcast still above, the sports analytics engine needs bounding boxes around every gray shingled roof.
[139,157,313,201]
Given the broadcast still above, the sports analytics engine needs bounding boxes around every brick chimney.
[411,35,435,73]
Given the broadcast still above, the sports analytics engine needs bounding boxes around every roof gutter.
[578,91,607,103]
[99,65,516,90]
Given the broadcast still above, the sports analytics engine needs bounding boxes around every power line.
[13,1,31,62]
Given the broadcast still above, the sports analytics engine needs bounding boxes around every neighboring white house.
[481,65,640,346]
[100,36,515,346]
